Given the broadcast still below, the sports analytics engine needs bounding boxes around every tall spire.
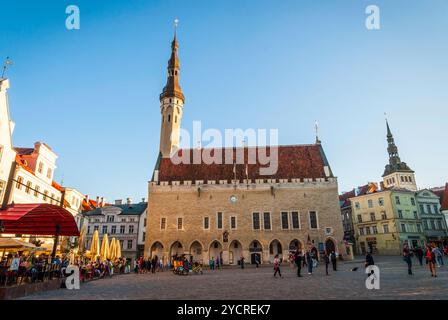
[160,19,184,103]
[382,119,413,177]
[386,119,400,165]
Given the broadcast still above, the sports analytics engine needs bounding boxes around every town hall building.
[144,32,349,265]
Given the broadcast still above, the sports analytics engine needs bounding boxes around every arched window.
[168,115,171,122]
[175,116,177,123]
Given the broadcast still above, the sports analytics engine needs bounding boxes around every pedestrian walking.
[254,254,260,268]
[330,251,337,271]
[305,251,313,274]
[426,245,437,277]
[273,254,282,278]
[403,244,413,275]
[415,247,423,266]
[240,255,245,269]
[434,246,444,267]
[323,252,330,276]
[294,250,303,277]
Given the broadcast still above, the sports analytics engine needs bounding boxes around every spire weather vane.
[1,57,13,79]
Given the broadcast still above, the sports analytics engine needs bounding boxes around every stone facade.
[145,178,346,264]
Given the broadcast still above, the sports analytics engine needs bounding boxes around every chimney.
[115,199,123,205]
[141,197,146,203]
[101,197,105,207]
[126,197,132,205]
[96,196,100,207]
[85,195,89,203]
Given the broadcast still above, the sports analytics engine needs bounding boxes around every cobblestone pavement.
[20,256,448,300]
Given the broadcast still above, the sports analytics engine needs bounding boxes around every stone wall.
[145,179,349,264]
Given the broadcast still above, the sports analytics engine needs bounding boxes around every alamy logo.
[365,265,380,289]
[64,265,80,290]
[365,5,381,30]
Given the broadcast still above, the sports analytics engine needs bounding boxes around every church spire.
[160,19,184,103]
[386,119,400,166]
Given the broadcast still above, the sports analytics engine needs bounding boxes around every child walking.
[273,254,282,278]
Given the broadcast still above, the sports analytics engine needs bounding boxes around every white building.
[0,77,84,249]
[84,198,147,260]
[0,79,17,207]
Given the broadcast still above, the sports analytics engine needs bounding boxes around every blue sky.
[0,0,447,201]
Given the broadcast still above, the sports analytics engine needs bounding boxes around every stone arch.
[325,237,337,254]
[289,239,304,252]
[149,241,164,259]
[189,240,204,263]
[209,240,223,262]
[169,241,184,261]
[269,239,283,263]
[249,240,263,264]
[228,240,243,265]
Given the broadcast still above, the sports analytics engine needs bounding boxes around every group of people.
[402,242,446,277]
[209,256,222,270]
[0,252,69,285]
[135,255,167,274]
[241,249,339,278]
[77,257,131,281]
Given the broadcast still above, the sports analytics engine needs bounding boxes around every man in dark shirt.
[294,250,303,277]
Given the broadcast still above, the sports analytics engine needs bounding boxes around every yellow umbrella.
[78,224,87,253]
[89,230,100,261]
[115,239,121,259]
[100,233,109,261]
[108,238,116,260]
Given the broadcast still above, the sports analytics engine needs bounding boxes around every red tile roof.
[157,145,332,183]
[15,154,35,175]
[14,147,34,155]
[440,183,448,211]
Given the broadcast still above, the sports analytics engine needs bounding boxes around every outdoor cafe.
[0,203,79,299]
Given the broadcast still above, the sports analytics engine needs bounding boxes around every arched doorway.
[269,239,283,263]
[325,238,336,254]
[289,239,302,252]
[170,241,184,262]
[209,240,223,262]
[229,240,242,265]
[190,241,203,263]
[150,241,164,258]
[249,240,263,264]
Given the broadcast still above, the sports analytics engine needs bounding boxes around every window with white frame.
[291,211,300,229]
[252,212,260,230]
[263,212,271,230]
[203,217,209,230]
[309,211,318,229]
[281,212,289,229]
[231,216,237,230]
[217,212,223,229]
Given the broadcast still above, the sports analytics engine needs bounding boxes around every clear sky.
[1,0,447,202]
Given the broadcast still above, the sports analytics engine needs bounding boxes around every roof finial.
[315,120,321,144]
[173,18,179,40]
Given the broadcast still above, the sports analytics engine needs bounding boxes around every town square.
[0,0,447,304]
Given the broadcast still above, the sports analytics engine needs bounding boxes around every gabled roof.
[157,144,333,184]
[14,147,34,155]
[84,202,147,217]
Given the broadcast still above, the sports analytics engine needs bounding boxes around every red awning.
[0,204,79,236]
